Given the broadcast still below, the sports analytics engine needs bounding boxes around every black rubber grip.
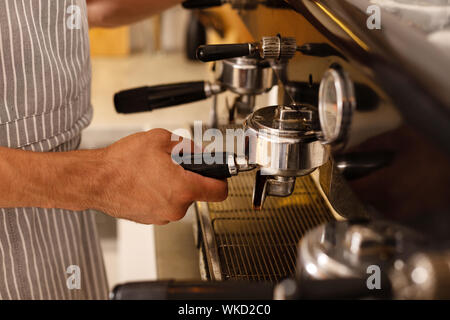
[174,152,233,180]
[182,0,223,9]
[114,81,208,114]
[196,44,251,62]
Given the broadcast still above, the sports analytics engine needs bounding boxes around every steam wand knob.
[197,36,297,62]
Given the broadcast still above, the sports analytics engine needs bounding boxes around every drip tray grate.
[197,171,336,283]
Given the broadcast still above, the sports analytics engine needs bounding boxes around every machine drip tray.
[196,171,336,283]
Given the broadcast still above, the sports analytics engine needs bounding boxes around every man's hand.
[87,0,183,28]
[0,129,228,225]
[92,129,228,224]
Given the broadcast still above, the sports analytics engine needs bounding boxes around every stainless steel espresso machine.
[111,0,450,300]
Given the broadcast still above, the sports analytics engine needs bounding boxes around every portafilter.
[174,104,330,209]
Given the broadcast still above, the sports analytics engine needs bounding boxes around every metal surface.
[244,104,330,208]
[216,57,276,96]
[244,105,329,177]
[197,171,336,282]
[289,0,450,153]
[238,3,450,223]
[260,36,297,60]
[209,35,299,118]
[298,220,425,280]
[390,251,450,300]
[318,67,356,145]
[204,81,225,98]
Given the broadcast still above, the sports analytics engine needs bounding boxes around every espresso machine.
[114,34,339,284]
[114,35,295,122]
[112,0,450,300]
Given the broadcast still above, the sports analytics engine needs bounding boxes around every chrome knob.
[260,36,297,60]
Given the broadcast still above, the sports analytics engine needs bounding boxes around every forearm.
[87,0,183,28]
[0,129,228,224]
[0,147,104,211]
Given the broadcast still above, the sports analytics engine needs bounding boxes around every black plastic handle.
[182,0,224,9]
[111,280,275,300]
[114,81,208,114]
[174,152,233,180]
[110,277,390,300]
[197,44,251,62]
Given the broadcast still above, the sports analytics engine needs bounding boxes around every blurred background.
[81,4,251,291]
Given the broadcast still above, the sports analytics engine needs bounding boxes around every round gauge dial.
[318,68,355,144]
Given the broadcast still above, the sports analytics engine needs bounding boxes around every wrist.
[62,148,110,212]
[40,148,109,212]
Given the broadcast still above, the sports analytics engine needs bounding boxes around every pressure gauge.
[318,67,355,144]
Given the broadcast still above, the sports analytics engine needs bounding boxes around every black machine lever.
[182,0,225,9]
[197,36,297,62]
[114,81,223,114]
[197,43,253,62]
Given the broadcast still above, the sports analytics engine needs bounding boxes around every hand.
[92,129,228,225]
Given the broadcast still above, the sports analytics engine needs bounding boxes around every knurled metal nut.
[261,37,296,60]
[261,37,281,59]
[280,37,297,59]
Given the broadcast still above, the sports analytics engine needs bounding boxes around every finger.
[182,170,229,202]
[145,128,194,153]
[153,220,170,226]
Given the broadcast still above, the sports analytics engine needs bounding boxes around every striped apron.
[0,0,108,299]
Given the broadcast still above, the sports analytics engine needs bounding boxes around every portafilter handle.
[111,277,390,300]
[174,152,254,180]
[114,81,223,114]
[197,44,254,62]
[174,152,242,180]
[182,0,225,9]
[197,36,297,62]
